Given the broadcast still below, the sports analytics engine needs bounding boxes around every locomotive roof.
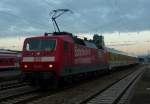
[28,34,102,50]
[25,32,101,49]
[26,32,74,43]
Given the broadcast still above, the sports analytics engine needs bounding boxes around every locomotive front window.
[25,39,56,51]
[41,40,56,51]
[26,40,40,51]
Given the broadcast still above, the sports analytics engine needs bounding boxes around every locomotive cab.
[20,32,74,86]
[21,37,57,71]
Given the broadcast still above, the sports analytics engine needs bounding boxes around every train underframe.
[22,66,109,88]
[22,71,59,88]
[22,63,138,88]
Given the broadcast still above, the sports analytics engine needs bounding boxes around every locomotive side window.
[41,40,56,51]
[26,40,40,51]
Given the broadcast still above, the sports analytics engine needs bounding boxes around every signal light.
[49,64,53,68]
[24,65,28,68]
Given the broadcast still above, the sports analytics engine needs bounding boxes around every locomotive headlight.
[49,64,53,68]
[24,64,28,68]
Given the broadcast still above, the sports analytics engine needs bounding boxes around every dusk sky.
[0,0,150,56]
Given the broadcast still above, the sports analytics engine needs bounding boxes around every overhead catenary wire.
[49,9,73,32]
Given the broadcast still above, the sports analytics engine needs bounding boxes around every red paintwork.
[21,35,73,76]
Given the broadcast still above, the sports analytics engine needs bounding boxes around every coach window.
[64,41,68,52]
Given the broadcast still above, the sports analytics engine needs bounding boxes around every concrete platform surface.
[129,65,150,104]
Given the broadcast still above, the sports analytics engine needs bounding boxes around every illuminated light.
[49,64,53,68]
[24,65,28,68]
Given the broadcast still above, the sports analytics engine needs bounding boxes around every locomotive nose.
[21,56,56,71]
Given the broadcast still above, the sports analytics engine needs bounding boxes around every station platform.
[129,65,150,104]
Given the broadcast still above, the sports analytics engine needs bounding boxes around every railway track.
[0,82,76,104]
[0,85,38,103]
[82,66,145,104]
[0,80,39,103]
[0,79,82,104]
[0,80,28,91]
[0,65,145,104]
[0,80,75,103]
[18,66,144,104]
